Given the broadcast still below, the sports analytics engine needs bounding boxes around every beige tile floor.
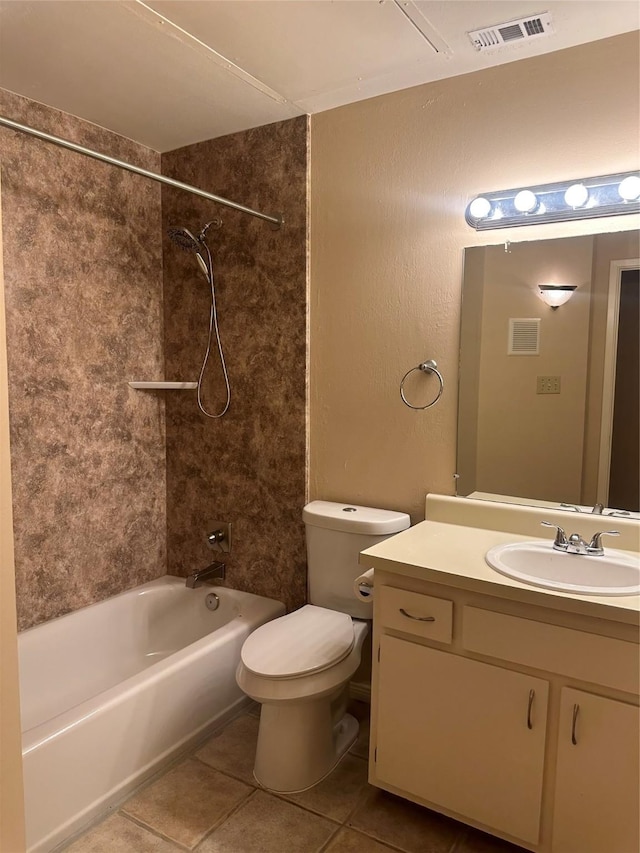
[63,702,526,853]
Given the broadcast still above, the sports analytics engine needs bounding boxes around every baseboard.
[349,681,371,703]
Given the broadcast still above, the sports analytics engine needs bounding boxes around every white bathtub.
[18,575,284,853]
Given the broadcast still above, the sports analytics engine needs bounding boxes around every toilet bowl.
[236,501,410,794]
[236,606,369,792]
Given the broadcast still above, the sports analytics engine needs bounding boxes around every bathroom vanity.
[361,496,640,853]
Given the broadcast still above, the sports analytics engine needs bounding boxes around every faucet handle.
[587,530,620,554]
[541,521,569,549]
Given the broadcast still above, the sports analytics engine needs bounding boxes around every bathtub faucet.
[186,561,226,588]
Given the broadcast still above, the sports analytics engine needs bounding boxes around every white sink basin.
[485,541,640,596]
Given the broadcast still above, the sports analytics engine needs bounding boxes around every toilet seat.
[240,605,355,679]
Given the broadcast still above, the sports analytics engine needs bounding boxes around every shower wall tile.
[0,89,167,630]
[162,116,308,612]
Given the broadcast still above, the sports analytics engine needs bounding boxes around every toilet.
[236,500,410,793]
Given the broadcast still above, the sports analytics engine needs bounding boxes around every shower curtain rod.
[0,115,283,229]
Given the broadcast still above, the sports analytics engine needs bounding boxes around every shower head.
[167,226,200,253]
[167,226,210,279]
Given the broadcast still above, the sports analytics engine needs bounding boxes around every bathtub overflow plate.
[205,592,220,611]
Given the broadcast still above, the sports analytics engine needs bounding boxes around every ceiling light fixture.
[465,171,640,230]
[538,284,577,309]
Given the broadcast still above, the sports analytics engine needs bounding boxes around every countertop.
[360,518,640,627]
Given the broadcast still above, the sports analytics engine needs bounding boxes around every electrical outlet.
[537,376,561,394]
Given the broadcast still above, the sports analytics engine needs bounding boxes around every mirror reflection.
[457,231,639,514]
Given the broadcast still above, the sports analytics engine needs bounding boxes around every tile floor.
[63,701,527,853]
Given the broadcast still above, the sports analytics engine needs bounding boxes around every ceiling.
[0,1,638,152]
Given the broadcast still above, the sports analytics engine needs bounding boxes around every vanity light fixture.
[465,171,640,230]
[538,284,577,309]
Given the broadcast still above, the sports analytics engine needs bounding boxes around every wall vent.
[508,319,540,355]
[468,12,553,52]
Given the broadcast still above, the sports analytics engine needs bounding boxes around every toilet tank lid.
[303,501,410,535]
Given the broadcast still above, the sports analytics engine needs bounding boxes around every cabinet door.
[375,635,549,844]
[552,688,639,853]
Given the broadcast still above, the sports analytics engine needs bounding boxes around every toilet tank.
[303,501,410,618]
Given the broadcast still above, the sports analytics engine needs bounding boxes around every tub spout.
[186,561,226,588]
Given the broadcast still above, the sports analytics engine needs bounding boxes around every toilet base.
[253,693,359,793]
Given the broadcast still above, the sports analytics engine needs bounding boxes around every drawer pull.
[527,688,535,729]
[571,703,580,745]
[399,607,436,622]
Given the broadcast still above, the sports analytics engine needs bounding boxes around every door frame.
[597,258,640,505]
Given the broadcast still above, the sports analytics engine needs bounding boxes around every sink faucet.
[541,522,620,556]
[186,561,226,588]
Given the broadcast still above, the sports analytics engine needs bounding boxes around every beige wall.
[474,238,593,503]
[0,178,25,852]
[310,32,640,522]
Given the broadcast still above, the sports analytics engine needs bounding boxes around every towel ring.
[400,359,444,410]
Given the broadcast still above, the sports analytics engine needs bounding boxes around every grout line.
[190,753,260,790]
[316,822,343,853]
[263,789,344,826]
[118,812,192,851]
[338,824,424,853]
[192,788,258,850]
[341,778,373,827]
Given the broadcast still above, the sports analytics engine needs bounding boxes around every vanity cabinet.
[369,579,640,853]
[552,688,639,853]
[376,635,549,844]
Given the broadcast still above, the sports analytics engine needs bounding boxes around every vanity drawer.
[462,606,640,694]
[379,586,453,643]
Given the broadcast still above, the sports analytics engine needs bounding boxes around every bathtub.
[18,575,284,853]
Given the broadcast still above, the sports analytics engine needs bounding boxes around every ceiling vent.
[468,12,553,52]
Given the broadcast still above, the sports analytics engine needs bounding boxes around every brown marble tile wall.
[161,116,308,612]
[0,90,167,631]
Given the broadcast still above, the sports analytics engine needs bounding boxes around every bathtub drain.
[205,592,220,611]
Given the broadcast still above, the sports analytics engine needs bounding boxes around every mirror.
[457,230,639,515]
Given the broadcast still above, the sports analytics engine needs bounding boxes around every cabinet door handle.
[571,703,580,745]
[527,689,535,729]
[399,608,435,622]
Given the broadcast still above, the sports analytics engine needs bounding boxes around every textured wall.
[310,33,640,522]
[162,116,308,612]
[0,89,166,631]
[474,238,593,503]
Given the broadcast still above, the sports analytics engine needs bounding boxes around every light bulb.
[514,190,538,213]
[618,175,640,202]
[564,183,589,208]
[469,196,492,219]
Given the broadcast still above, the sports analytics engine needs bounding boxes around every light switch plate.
[537,376,561,394]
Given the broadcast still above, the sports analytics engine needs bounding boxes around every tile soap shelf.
[128,382,197,390]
